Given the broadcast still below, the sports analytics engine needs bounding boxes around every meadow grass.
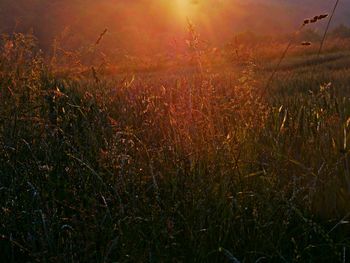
[1,32,350,263]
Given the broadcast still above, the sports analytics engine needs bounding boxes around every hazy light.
[174,0,196,24]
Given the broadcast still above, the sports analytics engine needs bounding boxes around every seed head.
[303,19,310,25]
[303,14,328,26]
[318,14,329,20]
[301,41,312,46]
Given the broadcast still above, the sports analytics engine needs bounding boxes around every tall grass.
[1,28,350,263]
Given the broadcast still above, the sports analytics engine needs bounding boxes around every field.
[1,28,350,263]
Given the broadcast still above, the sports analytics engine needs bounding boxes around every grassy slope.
[1,34,350,262]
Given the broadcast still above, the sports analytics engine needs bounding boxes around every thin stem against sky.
[318,0,341,57]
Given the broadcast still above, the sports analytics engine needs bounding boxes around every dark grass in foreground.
[1,34,350,262]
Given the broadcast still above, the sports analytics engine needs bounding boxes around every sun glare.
[174,0,195,23]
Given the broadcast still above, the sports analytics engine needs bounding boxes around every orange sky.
[1,0,348,55]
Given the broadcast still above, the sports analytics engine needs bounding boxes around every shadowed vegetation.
[1,31,350,262]
[1,0,350,261]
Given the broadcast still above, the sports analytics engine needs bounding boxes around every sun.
[174,0,195,23]
[176,0,190,10]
